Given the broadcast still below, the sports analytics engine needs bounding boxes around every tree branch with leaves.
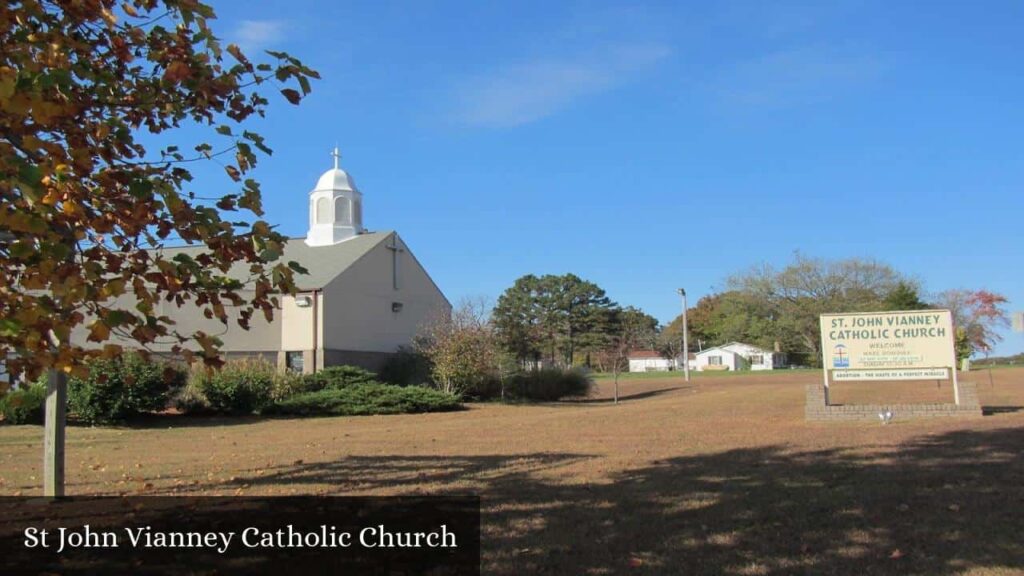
[0,0,319,382]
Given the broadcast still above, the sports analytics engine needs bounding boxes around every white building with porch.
[694,342,782,372]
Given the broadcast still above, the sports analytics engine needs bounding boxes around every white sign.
[832,368,949,381]
[820,310,956,381]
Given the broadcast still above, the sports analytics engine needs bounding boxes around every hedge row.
[177,362,398,415]
[265,385,462,417]
[68,354,186,424]
[1,355,464,426]
[463,367,594,401]
[2,353,591,426]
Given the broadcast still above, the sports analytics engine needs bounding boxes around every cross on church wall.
[385,235,404,291]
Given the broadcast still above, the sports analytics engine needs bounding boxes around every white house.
[694,342,782,372]
[69,148,451,374]
[628,350,696,373]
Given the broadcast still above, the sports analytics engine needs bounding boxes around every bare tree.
[414,297,497,396]
[604,307,655,404]
[657,330,685,369]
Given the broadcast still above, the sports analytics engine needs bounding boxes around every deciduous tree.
[414,299,498,395]
[663,291,787,353]
[727,254,908,364]
[933,289,1010,360]
[1,0,319,382]
[604,306,655,403]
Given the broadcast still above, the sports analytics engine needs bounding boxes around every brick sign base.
[805,381,983,422]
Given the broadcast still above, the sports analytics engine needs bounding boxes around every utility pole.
[677,288,690,382]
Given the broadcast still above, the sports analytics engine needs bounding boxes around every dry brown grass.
[2,368,1023,574]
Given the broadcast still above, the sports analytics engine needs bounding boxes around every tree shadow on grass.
[499,426,1024,575]
[81,405,469,430]
[561,385,695,404]
[202,426,1024,575]
[982,406,1023,415]
[188,452,596,496]
[89,413,268,430]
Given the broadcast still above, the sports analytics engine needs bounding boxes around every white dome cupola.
[305,147,365,247]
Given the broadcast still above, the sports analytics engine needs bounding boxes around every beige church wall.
[320,233,451,354]
[162,291,281,352]
[68,290,281,354]
[280,292,318,352]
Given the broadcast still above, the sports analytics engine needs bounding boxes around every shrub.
[378,348,432,387]
[270,369,306,402]
[68,354,186,424]
[265,383,462,417]
[463,374,504,400]
[302,365,381,391]
[187,358,275,415]
[173,378,211,414]
[0,381,47,425]
[505,368,593,401]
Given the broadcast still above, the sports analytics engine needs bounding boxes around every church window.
[353,198,362,224]
[315,197,330,224]
[335,197,351,224]
[285,351,304,373]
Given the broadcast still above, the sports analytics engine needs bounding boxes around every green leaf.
[0,319,21,337]
[17,162,42,195]
[243,131,272,155]
[105,310,134,327]
[9,241,35,260]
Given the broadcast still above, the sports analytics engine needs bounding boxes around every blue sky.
[177,1,1022,355]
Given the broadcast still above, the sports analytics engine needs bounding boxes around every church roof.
[157,231,392,290]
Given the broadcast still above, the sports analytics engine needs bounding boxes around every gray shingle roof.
[157,231,392,290]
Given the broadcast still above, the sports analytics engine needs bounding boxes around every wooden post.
[822,369,831,405]
[43,369,67,497]
[952,364,960,406]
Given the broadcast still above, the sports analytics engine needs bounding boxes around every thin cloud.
[452,43,671,128]
[712,48,885,109]
[232,20,287,52]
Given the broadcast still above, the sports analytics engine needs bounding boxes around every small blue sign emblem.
[832,344,849,368]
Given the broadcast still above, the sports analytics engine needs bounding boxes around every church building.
[82,150,451,374]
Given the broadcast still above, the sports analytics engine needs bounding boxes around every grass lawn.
[2,368,1023,574]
